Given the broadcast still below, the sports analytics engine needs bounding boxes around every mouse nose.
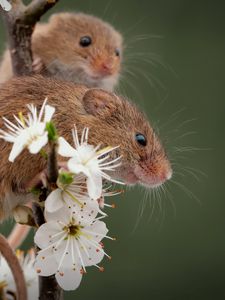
[99,61,113,76]
[159,168,172,182]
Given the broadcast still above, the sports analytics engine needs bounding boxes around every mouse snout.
[95,58,115,76]
[157,164,173,182]
[133,156,173,188]
[91,56,116,77]
[100,61,113,75]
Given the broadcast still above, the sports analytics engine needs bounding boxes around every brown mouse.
[0,75,172,222]
[0,12,123,91]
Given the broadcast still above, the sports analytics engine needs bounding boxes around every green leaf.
[30,187,41,196]
[46,121,58,141]
[58,172,74,185]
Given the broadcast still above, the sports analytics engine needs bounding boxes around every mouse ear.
[82,89,118,117]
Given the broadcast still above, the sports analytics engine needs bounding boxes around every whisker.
[170,179,201,205]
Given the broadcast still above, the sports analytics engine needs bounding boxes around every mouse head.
[80,89,172,188]
[37,13,123,91]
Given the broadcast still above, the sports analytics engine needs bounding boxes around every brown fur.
[0,13,123,90]
[0,75,171,220]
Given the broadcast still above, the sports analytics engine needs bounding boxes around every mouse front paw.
[32,56,45,74]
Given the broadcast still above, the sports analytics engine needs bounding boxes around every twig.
[0,234,27,300]
[1,1,62,299]
[32,202,45,227]
[1,0,59,76]
[38,275,64,300]
[47,140,59,184]
[32,140,62,300]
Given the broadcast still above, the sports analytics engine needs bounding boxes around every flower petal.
[67,159,91,177]
[86,220,109,242]
[45,205,69,224]
[87,174,102,200]
[0,0,12,11]
[8,139,25,162]
[34,221,62,249]
[51,237,77,268]
[78,236,105,267]
[55,266,82,291]
[45,189,64,213]
[28,133,48,154]
[78,221,108,266]
[44,105,55,123]
[58,137,77,157]
[34,248,58,276]
[63,192,99,225]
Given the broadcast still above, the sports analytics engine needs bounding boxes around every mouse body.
[0,12,123,91]
[0,75,172,221]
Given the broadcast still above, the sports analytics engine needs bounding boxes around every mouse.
[0,12,123,91]
[0,75,172,222]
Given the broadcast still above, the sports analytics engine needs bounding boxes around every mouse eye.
[80,36,92,47]
[135,133,147,146]
[115,48,120,57]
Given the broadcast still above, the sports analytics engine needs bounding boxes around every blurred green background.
[0,0,225,299]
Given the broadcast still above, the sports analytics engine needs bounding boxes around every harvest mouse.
[0,75,172,222]
[0,12,123,91]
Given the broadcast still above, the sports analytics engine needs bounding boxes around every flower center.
[64,224,80,237]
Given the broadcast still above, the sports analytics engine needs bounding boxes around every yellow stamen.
[18,112,26,127]
[96,146,113,156]
[16,249,24,259]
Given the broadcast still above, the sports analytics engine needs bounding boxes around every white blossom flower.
[58,127,123,200]
[0,249,38,299]
[98,184,123,209]
[45,173,105,222]
[0,0,11,11]
[34,207,112,291]
[0,98,55,162]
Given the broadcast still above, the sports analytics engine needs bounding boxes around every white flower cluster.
[0,0,11,11]
[0,249,38,300]
[0,99,123,291]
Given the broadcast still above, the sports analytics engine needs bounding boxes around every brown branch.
[32,141,62,300]
[47,140,59,184]
[25,0,59,23]
[1,1,62,299]
[0,234,27,300]
[32,202,45,227]
[38,274,64,300]
[1,0,59,76]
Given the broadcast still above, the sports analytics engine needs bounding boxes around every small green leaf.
[58,172,74,185]
[46,121,58,141]
[40,149,48,159]
[30,187,41,196]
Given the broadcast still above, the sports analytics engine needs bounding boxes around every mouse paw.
[32,56,45,74]
[24,169,48,192]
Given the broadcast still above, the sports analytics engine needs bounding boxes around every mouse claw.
[25,169,48,192]
[32,56,45,74]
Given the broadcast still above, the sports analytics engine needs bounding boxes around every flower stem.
[47,140,59,185]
